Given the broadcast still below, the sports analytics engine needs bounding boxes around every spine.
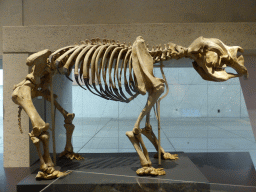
[149,43,188,63]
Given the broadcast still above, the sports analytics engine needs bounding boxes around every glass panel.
[71,61,254,155]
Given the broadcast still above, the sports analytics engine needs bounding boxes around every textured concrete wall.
[1,0,256,56]
[3,23,256,53]
[1,0,256,55]
[0,0,24,166]
[3,53,29,167]
[23,0,256,25]
[0,0,22,55]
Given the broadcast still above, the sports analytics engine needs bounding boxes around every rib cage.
[49,39,139,103]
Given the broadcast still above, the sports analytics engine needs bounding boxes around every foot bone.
[59,150,84,160]
[136,167,166,176]
[36,167,72,180]
[154,152,179,160]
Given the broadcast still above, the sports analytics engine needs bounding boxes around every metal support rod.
[50,74,56,166]
[157,100,161,165]
[156,61,169,166]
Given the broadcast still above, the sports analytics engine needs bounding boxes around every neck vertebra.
[149,43,188,63]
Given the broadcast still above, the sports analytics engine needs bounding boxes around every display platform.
[17,152,256,192]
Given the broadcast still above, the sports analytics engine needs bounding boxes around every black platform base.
[17,152,256,192]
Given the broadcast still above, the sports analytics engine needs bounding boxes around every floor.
[18,152,256,191]
[1,117,256,191]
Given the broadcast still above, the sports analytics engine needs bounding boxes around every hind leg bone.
[29,131,70,179]
[12,81,70,179]
[12,80,47,136]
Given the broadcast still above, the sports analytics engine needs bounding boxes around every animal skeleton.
[12,36,248,179]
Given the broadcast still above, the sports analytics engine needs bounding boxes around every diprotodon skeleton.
[12,36,248,179]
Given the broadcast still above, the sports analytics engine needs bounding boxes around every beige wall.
[1,0,256,54]
[0,0,22,55]
[23,0,256,25]
[3,23,256,53]
[3,53,30,167]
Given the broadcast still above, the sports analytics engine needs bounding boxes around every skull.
[187,36,248,82]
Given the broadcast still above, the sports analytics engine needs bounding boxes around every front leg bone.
[127,83,168,176]
[141,126,178,160]
[127,130,166,176]
[141,125,164,154]
[126,131,150,167]
[134,132,151,165]
[37,89,83,160]
[141,112,178,160]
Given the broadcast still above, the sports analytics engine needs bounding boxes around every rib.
[101,45,121,100]
[49,45,75,63]
[115,48,129,101]
[83,45,100,85]
[55,46,79,72]
[108,47,125,101]
[82,44,105,97]
[95,45,117,100]
[63,44,87,76]
[49,39,141,103]
[74,45,94,76]
[90,45,109,99]
[123,50,135,96]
